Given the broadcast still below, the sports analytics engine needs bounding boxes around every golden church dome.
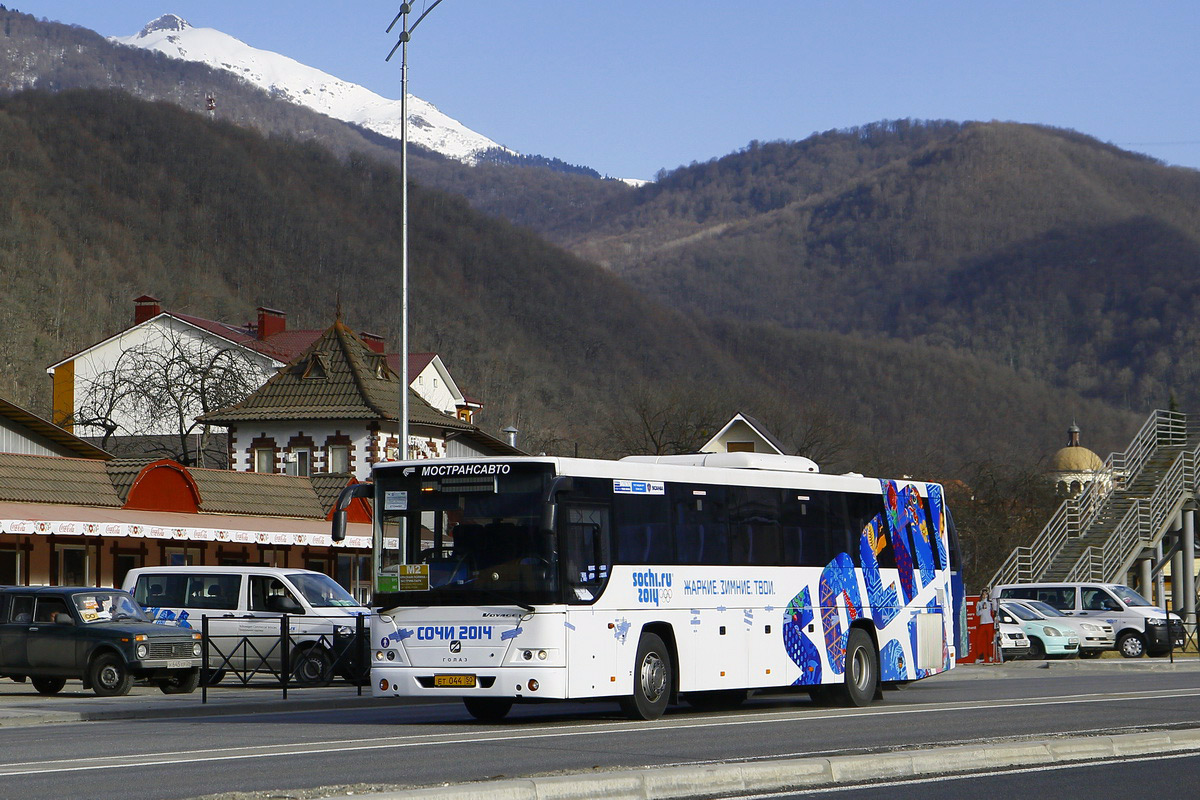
[1048,422,1103,473]
[1049,445,1104,473]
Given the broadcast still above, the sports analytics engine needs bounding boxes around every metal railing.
[1065,446,1198,584]
[199,614,368,702]
[988,409,1193,589]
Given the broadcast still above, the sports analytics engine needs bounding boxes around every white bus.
[333,453,964,720]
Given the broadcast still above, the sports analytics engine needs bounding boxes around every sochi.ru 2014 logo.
[632,569,673,606]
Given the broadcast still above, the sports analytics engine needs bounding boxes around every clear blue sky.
[17,1,1200,180]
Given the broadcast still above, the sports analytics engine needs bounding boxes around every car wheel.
[1117,632,1146,658]
[159,668,200,694]
[31,676,67,695]
[1027,637,1046,660]
[292,645,333,686]
[840,628,880,707]
[619,632,672,720]
[463,697,513,722]
[88,653,132,697]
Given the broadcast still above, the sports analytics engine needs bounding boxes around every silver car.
[1007,598,1114,658]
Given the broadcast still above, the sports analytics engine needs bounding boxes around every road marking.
[2,687,1200,777]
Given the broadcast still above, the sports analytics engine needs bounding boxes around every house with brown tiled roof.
[46,296,483,446]
[198,319,520,482]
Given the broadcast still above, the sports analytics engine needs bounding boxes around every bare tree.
[72,326,265,466]
[602,382,728,457]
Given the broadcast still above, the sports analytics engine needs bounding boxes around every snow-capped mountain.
[113,14,511,164]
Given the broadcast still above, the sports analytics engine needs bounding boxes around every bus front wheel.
[841,628,879,707]
[620,632,672,720]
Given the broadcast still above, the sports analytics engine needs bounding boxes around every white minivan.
[994,582,1185,658]
[122,566,368,684]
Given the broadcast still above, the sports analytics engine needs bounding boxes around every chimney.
[359,331,386,353]
[256,306,286,340]
[503,426,519,447]
[134,295,162,325]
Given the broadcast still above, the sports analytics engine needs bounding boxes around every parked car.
[0,586,202,696]
[994,582,1185,658]
[997,620,1031,661]
[1008,598,1115,658]
[998,601,1079,659]
[123,566,367,685]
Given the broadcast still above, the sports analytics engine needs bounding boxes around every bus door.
[558,503,618,697]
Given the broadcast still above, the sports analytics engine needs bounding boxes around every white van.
[122,566,368,684]
[994,582,1185,658]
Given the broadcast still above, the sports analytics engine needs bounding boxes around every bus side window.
[613,494,671,564]
[781,490,833,567]
[672,485,729,565]
[730,487,782,566]
[564,507,610,598]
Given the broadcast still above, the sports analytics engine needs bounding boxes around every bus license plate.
[434,674,476,688]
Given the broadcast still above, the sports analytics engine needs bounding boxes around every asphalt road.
[2,664,1200,800]
[737,750,1200,799]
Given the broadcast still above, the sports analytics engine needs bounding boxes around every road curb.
[330,727,1200,800]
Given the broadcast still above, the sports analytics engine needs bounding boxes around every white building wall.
[58,316,279,438]
[412,361,459,416]
[231,422,380,482]
[0,419,67,457]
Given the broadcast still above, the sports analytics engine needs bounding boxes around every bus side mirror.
[331,482,373,542]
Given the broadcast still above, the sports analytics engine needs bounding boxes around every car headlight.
[1080,623,1101,632]
[193,642,203,657]
[334,625,354,635]
[136,643,149,659]
[1147,618,1166,626]
[1042,626,1062,637]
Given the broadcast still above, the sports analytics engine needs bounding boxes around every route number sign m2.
[398,564,430,592]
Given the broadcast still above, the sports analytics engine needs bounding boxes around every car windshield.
[72,592,148,624]
[1023,600,1067,618]
[1109,585,1154,607]
[286,573,361,608]
[1002,603,1038,621]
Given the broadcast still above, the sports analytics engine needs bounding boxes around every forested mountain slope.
[0,89,1138,478]
[557,121,1200,412]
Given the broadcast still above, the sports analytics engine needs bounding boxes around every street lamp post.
[386,1,446,460]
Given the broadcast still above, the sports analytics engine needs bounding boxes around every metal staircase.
[988,409,1198,589]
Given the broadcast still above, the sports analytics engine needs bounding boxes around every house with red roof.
[46,296,482,445]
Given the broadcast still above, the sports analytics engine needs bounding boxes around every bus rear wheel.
[620,632,672,720]
[463,697,513,722]
[840,628,879,707]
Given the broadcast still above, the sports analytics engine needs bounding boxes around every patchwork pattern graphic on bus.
[781,480,949,685]
[782,587,821,685]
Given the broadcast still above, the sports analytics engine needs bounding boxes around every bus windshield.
[376,464,559,607]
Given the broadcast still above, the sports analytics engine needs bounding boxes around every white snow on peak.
[112,15,512,164]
